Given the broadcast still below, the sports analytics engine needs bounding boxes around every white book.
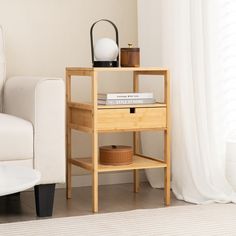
[98,92,154,100]
[98,99,156,105]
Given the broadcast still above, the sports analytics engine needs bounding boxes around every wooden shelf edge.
[66,67,168,73]
[94,67,168,72]
[69,123,92,133]
[70,158,93,171]
[98,127,167,133]
[135,153,165,163]
[68,123,166,133]
[66,67,93,76]
[68,102,166,110]
[68,102,93,111]
[70,155,167,173]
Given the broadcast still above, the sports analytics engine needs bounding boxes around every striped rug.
[0,204,236,236]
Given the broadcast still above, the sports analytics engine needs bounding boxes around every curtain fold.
[138,0,236,203]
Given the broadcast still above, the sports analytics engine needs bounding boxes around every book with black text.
[98,98,156,105]
[98,92,154,100]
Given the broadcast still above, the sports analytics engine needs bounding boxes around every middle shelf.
[70,155,167,172]
[68,102,166,110]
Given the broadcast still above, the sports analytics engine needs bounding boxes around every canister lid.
[121,43,140,52]
[100,145,132,152]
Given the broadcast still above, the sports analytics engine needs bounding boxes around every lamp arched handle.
[90,19,119,67]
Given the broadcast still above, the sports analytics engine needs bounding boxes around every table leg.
[92,170,98,213]
[133,169,139,193]
[92,128,98,213]
[164,130,171,206]
[66,128,72,199]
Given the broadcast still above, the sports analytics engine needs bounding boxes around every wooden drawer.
[97,107,166,132]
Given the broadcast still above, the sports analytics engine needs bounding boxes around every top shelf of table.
[66,67,169,76]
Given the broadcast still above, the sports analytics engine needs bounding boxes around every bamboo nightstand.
[66,67,171,213]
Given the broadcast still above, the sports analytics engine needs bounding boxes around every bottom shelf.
[70,155,167,172]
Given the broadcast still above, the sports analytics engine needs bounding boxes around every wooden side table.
[66,67,171,213]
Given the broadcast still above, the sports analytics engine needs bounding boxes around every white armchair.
[0,27,65,217]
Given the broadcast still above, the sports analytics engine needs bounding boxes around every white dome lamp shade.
[90,19,119,67]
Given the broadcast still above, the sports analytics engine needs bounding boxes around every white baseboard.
[57,170,147,188]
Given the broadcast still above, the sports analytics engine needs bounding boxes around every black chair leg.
[6,192,21,198]
[34,184,55,217]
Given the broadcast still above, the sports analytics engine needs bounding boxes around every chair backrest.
[0,26,6,112]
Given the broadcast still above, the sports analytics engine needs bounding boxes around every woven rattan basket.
[99,145,133,165]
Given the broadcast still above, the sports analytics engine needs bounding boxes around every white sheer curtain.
[219,0,236,191]
[138,0,236,203]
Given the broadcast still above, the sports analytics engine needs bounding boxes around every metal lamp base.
[93,61,119,67]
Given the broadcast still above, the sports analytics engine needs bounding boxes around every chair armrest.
[3,76,66,184]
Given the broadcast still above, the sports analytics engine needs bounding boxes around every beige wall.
[0,0,137,76]
[0,0,139,185]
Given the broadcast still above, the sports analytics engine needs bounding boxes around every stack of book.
[98,92,155,105]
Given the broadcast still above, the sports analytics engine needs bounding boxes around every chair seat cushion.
[0,113,33,161]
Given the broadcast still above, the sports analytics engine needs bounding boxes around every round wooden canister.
[99,145,133,165]
[120,47,140,67]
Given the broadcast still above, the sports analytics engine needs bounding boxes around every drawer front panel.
[97,108,166,131]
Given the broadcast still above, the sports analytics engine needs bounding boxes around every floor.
[0,182,190,224]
